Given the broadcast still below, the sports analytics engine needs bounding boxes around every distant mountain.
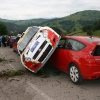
[0,18,50,33]
[41,10,100,35]
[0,10,100,35]
[0,18,49,25]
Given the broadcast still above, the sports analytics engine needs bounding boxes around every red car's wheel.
[69,63,83,84]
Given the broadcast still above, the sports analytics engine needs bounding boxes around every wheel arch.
[68,62,84,84]
[68,62,82,75]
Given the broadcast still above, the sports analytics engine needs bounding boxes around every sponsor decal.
[30,41,39,52]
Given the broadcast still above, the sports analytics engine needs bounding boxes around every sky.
[0,0,100,20]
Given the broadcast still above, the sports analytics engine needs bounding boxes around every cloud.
[0,0,100,20]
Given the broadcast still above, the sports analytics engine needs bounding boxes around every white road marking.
[27,81,53,100]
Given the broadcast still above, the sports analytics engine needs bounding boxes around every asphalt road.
[0,46,100,100]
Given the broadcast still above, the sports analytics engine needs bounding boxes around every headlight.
[43,31,48,38]
[25,57,31,62]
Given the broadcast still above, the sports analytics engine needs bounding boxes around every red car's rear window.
[93,45,100,56]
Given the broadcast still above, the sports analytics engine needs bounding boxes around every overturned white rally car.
[18,26,61,73]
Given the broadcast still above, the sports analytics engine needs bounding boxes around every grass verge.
[0,70,25,78]
[0,58,6,62]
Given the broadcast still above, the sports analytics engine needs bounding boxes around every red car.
[13,37,20,52]
[48,36,100,84]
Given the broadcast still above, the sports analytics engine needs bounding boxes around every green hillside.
[0,18,49,25]
[0,10,100,35]
[41,10,100,35]
[0,18,50,33]
[70,30,100,37]
[13,18,49,25]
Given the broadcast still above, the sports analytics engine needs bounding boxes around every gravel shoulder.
[0,46,100,100]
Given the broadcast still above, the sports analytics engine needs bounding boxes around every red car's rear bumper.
[81,64,100,80]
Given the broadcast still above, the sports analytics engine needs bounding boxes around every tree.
[92,20,100,31]
[82,25,92,32]
[82,19,100,33]
[0,22,8,35]
[87,30,93,36]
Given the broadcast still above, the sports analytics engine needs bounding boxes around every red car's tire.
[69,63,83,84]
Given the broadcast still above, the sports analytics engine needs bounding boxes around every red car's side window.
[58,38,86,51]
[67,38,86,51]
[58,38,72,50]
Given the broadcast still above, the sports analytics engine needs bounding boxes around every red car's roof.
[62,36,100,45]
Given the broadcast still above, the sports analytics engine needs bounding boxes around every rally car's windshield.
[18,27,39,54]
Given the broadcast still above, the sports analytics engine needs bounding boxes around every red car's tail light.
[83,49,94,59]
